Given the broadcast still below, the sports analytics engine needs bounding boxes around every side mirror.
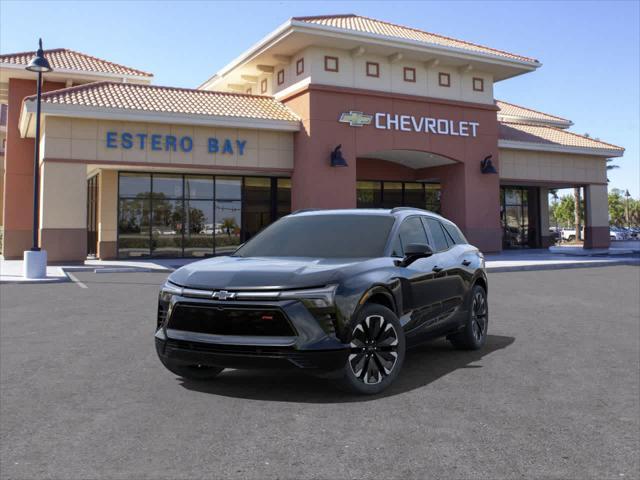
[398,243,433,267]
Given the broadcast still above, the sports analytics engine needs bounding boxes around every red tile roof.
[499,122,624,154]
[293,14,538,64]
[497,100,571,127]
[0,48,152,78]
[26,81,299,122]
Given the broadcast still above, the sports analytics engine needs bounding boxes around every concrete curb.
[487,259,640,273]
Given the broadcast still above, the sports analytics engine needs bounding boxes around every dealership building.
[0,14,624,261]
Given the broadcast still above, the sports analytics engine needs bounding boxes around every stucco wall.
[41,117,294,171]
[499,148,607,184]
[273,46,494,105]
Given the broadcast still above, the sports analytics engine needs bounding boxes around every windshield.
[234,214,395,258]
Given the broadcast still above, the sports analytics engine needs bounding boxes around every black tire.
[160,356,224,381]
[449,284,488,350]
[567,235,575,242]
[335,303,406,395]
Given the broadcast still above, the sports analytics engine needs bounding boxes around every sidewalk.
[2,248,638,284]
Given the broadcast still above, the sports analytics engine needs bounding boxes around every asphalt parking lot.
[1,266,639,480]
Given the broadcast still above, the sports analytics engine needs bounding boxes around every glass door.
[86,175,99,257]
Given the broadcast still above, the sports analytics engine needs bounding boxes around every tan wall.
[40,162,86,229]
[98,169,118,243]
[499,149,607,184]
[272,46,494,104]
[42,117,294,170]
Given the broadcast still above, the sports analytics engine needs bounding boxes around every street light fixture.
[23,39,53,279]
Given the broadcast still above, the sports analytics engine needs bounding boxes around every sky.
[1,0,638,197]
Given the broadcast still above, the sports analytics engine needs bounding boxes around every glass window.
[216,177,241,199]
[119,173,151,197]
[153,175,183,199]
[403,183,424,209]
[423,217,449,252]
[118,198,150,257]
[185,176,214,200]
[357,181,382,208]
[151,199,183,257]
[442,222,467,245]
[215,200,242,255]
[276,178,291,219]
[382,182,403,208]
[243,177,272,241]
[184,200,214,257]
[396,217,428,255]
[236,214,394,258]
[425,184,441,213]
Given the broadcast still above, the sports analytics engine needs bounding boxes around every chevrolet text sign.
[339,111,479,137]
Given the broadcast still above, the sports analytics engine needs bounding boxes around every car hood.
[168,256,374,290]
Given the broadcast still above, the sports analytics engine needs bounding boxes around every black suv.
[155,208,488,394]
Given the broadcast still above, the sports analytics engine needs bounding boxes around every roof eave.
[19,99,300,137]
[497,115,573,129]
[0,61,153,82]
[498,139,624,158]
[199,18,540,89]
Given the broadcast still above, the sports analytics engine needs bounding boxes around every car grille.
[167,304,296,337]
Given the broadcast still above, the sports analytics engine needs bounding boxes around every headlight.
[159,280,183,303]
[278,285,338,308]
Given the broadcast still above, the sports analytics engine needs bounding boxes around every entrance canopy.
[358,149,456,169]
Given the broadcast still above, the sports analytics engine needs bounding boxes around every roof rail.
[390,207,425,214]
[291,208,320,214]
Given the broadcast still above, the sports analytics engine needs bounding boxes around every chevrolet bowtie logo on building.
[212,290,236,300]
[339,111,373,127]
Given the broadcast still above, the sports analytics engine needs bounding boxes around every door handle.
[432,266,443,273]
[462,259,471,266]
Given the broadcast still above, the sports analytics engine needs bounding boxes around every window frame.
[277,69,285,85]
[324,55,339,72]
[260,78,268,94]
[389,215,430,258]
[438,72,451,87]
[296,58,304,76]
[472,77,484,92]
[366,61,380,78]
[403,67,416,83]
[421,216,454,253]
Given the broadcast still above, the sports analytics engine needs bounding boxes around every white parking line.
[66,272,88,289]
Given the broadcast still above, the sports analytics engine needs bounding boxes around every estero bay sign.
[105,131,248,155]
[339,111,480,137]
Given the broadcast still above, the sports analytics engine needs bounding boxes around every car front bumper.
[155,295,349,372]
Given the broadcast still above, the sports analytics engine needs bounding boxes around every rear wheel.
[449,284,488,350]
[160,356,224,381]
[336,304,405,395]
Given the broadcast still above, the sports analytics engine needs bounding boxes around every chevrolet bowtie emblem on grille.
[339,111,373,127]
[212,290,236,300]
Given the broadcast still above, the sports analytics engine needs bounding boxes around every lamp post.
[625,189,631,230]
[23,39,52,279]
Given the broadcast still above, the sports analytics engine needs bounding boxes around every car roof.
[289,207,449,223]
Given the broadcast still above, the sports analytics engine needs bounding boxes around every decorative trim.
[260,78,268,94]
[245,87,252,94]
[277,82,500,111]
[324,56,339,72]
[403,67,416,82]
[277,69,284,85]
[296,58,304,75]
[366,61,380,78]
[438,72,450,87]
[498,139,623,157]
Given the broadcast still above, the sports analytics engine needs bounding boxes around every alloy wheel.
[471,291,488,342]
[348,314,399,385]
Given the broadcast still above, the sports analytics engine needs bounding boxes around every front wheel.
[449,284,488,350]
[335,304,406,395]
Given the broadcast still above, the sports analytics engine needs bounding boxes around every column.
[98,170,118,259]
[584,184,610,249]
[39,161,87,261]
[539,187,552,247]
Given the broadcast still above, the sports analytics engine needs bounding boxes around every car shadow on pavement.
[178,334,515,403]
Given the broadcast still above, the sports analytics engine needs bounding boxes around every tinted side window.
[423,217,449,252]
[442,222,467,245]
[393,217,428,256]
